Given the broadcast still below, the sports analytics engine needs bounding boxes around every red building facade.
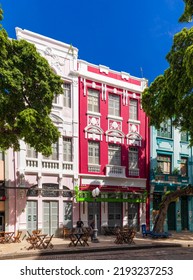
[77,61,149,231]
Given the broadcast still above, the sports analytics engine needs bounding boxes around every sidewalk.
[1,231,193,260]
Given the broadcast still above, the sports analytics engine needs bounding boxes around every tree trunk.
[153,185,193,233]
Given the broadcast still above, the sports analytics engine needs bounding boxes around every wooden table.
[27,234,47,250]
[74,233,84,246]
[27,236,38,250]
[0,232,14,243]
[114,230,135,244]
[36,234,47,249]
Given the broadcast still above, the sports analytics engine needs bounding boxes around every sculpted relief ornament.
[88,116,100,127]
[43,47,65,73]
[109,120,122,130]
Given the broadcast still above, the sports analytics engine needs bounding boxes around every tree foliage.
[142,27,193,145]
[0,9,63,156]
[142,1,193,233]
[179,0,193,22]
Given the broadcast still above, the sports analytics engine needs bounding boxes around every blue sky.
[0,0,191,84]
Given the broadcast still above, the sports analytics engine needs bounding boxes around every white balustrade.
[88,165,101,172]
[42,160,59,169]
[63,162,73,170]
[106,165,126,177]
[129,168,139,176]
[26,159,38,168]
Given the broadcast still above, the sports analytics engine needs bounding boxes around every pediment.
[126,132,142,146]
[50,113,63,124]
[105,129,125,144]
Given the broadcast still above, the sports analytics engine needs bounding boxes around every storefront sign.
[74,187,147,203]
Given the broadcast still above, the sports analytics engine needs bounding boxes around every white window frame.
[53,94,59,104]
[26,144,38,158]
[129,147,139,170]
[157,119,172,138]
[88,89,100,113]
[63,83,71,108]
[88,141,100,165]
[63,137,72,162]
[129,99,138,120]
[108,94,120,117]
[108,144,121,166]
[43,142,58,160]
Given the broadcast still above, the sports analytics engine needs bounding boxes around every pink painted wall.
[79,67,150,181]
[88,66,141,86]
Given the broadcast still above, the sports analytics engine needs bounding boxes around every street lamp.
[91,187,100,243]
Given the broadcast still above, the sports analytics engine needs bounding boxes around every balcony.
[151,173,189,187]
[26,158,38,168]
[106,165,126,178]
[128,168,139,177]
[25,158,74,175]
[88,164,101,173]
[42,160,59,170]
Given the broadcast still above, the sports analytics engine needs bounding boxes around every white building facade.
[4,29,80,236]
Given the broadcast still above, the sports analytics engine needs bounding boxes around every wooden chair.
[81,232,89,246]
[32,229,41,236]
[0,233,5,244]
[102,226,112,236]
[43,234,54,249]
[68,231,76,247]
[114,231,124,244]
[13,230,22,243]
[26,231,33,242]
[68,234,76,247]
[63,227,71,239]
[126,230,136,244]
[26,235,38,250]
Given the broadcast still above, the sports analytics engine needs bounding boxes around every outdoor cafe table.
[36,234,47,249]
[74,233,84,246]
[27,234,47,250]
[114,229,136,244]
[0,231,14,243]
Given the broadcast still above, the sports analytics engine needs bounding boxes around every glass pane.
[88,89,99,112]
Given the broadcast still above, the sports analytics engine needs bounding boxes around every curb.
[0,242,182,260]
